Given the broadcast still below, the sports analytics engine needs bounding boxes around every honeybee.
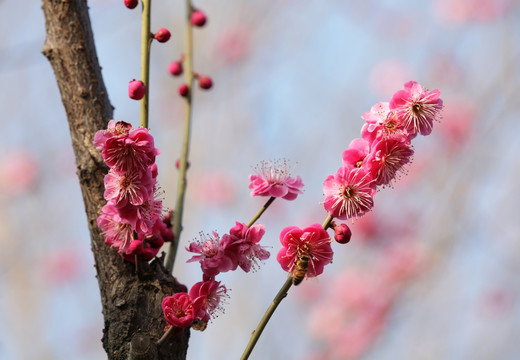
[292,255,310,286]
[192,319,207,332]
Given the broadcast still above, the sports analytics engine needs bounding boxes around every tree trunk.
[41,1,189,358]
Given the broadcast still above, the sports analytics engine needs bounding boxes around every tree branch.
[41,1,189,358]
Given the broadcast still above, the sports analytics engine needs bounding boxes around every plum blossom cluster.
[94,120,172,262]
[161,157,306,330]
[187,222,270,277]
[161,222,270,331]
[161,158,305,330]
[162,279,228,331]
[323,81,443,220]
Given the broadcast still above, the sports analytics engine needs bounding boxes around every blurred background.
[1,0,519,359]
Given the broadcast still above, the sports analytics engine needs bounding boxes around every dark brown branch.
[41,1,189,358]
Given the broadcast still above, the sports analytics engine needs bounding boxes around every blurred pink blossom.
[0,149,39,195]
[479,288,515,317]
[434,0,512,24]
[369,60,413,99]
[214,26,250,64]
[41,248,84,286]
[379,241,425,283]
[193,171,236,206]
[436,95,475,152]
[307,269,393,359]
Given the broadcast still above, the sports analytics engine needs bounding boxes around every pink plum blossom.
[228,222,270,272]
[364,134,414,186]
[103,168,153,207]
[342,138,370,170]
[94,121,166,263]
[102,127,159,173]
[249,159,304,200]
[162,292,201,329]
[186,231,239,277]
[189,280,228,323]
[361,102,408,143]
[97,202,135,254]
[121,240,159,263]
[115,197,163,235]
[390,81,443,137]
[277,224,333,279]
[93,120,132,150]
[323,167,376,220]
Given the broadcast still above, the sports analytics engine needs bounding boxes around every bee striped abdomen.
[292,255,310,286]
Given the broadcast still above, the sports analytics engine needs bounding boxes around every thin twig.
[240,214,335,358]
[165,0,195,272]
[139,0,152,129]
[240,277,293,360]
[246,197,276,228]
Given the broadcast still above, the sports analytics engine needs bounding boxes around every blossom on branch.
[390,80,443,137]
[162,293,202,329]
[277,224,333,280]
[186,231,239,277]
[249,159,304,200]
[228,222,270,272]
[323,167,376,220]
[94,121,171,263]
[189,280,228,323]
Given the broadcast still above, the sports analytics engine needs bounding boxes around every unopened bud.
[198,75,213,90]
[154,28,171,43]
[178,83,189,97]
[128,79,146,100]
[191,10,207,27]
[168,61,183,76]
[334,223,352,244]
[124,0,138,9]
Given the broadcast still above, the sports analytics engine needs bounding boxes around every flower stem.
[241,213,335,358]
[165,0,194,272]
[240,276,293,360]
[139,0,152,129]
[246,197,276,228]
[322,214,333,230]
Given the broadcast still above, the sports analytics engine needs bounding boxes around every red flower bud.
[191,10,207,27]
[154,28,171,43]
[128,79,146,100]
[178,83,189,97]
[334,223,352,244]
[198,75,213,90]
[168,61,183,76]
[124,0,138,9]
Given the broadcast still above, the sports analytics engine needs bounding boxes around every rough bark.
[41,1,189,358]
